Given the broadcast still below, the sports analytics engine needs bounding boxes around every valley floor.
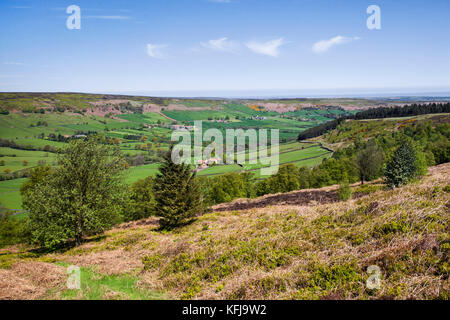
[0,164,449,300]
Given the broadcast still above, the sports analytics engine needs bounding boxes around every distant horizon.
[1,88,450,100]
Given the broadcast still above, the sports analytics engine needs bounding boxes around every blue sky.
[0,0,449,97]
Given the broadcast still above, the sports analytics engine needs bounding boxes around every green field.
[0,178,25,211]
[0,147,56,173]
[125,163,161,184]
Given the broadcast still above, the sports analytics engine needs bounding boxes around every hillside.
[1,163,448,300]
[315,114,450,150]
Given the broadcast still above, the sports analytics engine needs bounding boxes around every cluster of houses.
[170,124,195,131]
[195,157,222,171]
[251,116,267,121]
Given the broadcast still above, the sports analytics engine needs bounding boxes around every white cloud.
[312,35,360,53]
[84,15,131,20]
[201,37,238,53]
[245,38,286,57]
[146,44,167,59]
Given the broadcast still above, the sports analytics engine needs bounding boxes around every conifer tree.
[385,142,418,188]
[154,147,202,230]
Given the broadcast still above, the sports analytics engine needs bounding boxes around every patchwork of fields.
[0,96,351,212]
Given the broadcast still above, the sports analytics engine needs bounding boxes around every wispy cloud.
[201,37,239,53]
[84,15,131,20]
[207,0,232,3]
[312,35,360,53]
[147,44,168,59]
[246,38,286,57]
[4,62,25,66]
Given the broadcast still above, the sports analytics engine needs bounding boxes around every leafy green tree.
[208,172,254,203]
[20,165,53,196]
[265,164,300,194]
[310,167,332,188]
[356,140,385,185]
[124,176,156,222]
[23,136,126,248]
[384,142,419,188]
[153,148,202,230]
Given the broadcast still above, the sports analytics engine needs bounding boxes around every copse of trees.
[297,118,344,141]
[203,172,254,205]
[352,103,450,120]
[298,102,450,141]
[22,136,127,248]
[255,164,301,196]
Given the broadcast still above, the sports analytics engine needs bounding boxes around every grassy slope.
[0,163,448,300]
[315,114,450,149]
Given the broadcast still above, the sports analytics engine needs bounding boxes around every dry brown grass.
[1,164,449,300]
[0,262,66,300]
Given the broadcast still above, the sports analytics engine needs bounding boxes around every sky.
[0,0,449,97]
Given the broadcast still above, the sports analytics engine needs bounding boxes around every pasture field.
[125,163,161,184]
[0,178,25,211]
[116,112,172,124]
[0,147,55,173]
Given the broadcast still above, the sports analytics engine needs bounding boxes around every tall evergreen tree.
[384,142,418,188]
[154,147,202,230]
